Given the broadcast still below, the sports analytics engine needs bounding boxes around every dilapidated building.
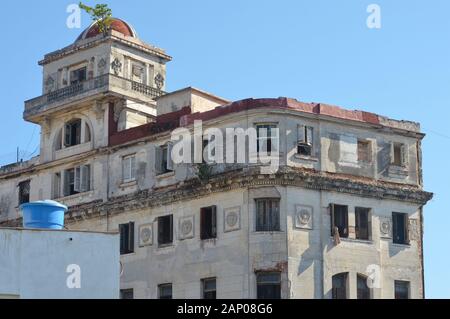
[0,18,432,299]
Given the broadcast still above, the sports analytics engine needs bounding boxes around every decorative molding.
[111,57,122,76]
[113,100,124,122]
[155,73,164,89]
[179,216,194,239]
[224,206,241,232]
[139,223,153,246]
[380,217,392,238]
[294,205,313,230]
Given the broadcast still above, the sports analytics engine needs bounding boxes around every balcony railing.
[24,74,165,119]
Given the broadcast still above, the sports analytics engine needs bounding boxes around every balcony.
[24,74,165,121]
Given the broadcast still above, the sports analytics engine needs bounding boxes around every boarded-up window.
[119,222,134,255]
[18,180,30,205]
[202,278,216,299]
[357,274,371,299]
[256,272,281,299]
[330,204,348,238]
[394,280,410,299]
[332,272,348,299]
[158,284,172,299]
[255,199,280,232]
[355,207,371,240]
[158,215,173,246]
[357,140,371,162]
[392,212,409,245]
[200,206,217,240]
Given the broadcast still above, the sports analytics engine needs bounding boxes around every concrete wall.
[0,228,119,299]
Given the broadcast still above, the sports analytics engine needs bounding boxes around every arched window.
[357,274,371,299]
[332,272,348,299]
[56,118,92,150]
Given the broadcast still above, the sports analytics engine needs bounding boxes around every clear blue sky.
[0,0,448,298]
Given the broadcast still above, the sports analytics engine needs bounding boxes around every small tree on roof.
[79,2,113,36]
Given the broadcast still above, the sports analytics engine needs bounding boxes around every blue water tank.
[20,200,68,230]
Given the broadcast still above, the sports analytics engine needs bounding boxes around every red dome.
[77,18,137,41]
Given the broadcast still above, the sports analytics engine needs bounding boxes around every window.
[256,124,279,155]
[119,222,134,255]
[297,125,313,156]
[64,119,82,147]
[122,155,136,183]
[202,278,216,299]
[158,284,172,299]
[332,273,348,299]
[357,274,371,299]
[357,140,371,162]
[394,280,410,299]
[200,206,217,240]
[256,272,281,299]
[63,165,90,196]
[120,289,134,299]
[355,207,371,240]
[18,180,30,205]
[255,199,280,232]
[156,144,173,175]
[391,142,407,167]
[392,212,409,245]
[70,66,87,85]
[330,204,348,238]
[158,215,173,246]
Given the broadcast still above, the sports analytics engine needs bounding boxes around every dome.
[76,18,137,41]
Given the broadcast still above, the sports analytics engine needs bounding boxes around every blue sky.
[0,0,448,298]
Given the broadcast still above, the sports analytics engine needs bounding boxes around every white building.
[0,227,119,299]
[0,18,432,299]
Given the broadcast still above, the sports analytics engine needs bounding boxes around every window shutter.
[390,143,395,164]
[405,216,410,245]
[155,146,162,174]
[211,206,217,238]
[157,217,163,245]
[401,144,409,166]
[74,167,81,192]
[306,126,314,145]
[200,208,206,239]
[123,157,131,181]
[63,170,70,196]
[258,127,268,153]
[130,156,136,180]
[330,204,335,236]
[80,165,90,192]
[64,124,71,146]
[53,173,61,199]
[297,125,305,143]
[119,224,126,254]
[128,222,134,252]
[166,143,174,171]
[169,215,173,243]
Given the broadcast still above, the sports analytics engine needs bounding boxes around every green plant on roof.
[79,2,113,36]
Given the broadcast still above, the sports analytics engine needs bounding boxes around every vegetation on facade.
[79,2,113,36]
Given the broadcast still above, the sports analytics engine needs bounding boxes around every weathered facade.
[0,18,432,299]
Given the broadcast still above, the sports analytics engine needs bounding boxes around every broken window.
[255,198,280,232]
[256,272,281,299]
[330,204,348,238]
[355,207,371,240]
[119,222,134,255]
[332,272,348,299]
[122,154,136,183]
[200,206,217,240]
[120,288,134,299]
[155,143,173,175]
[202,278,216,299]
[158,283,172,299]
[18,180,30,205]
[392,212,409,245]
[63,165,91,196]
[158,215,173,246]
[357,139,371,162]
[256,124,279,155]
[70,66,87,85]
[391,142,407,167]
[297,125,314,156]
[357,274,371,299]
[394,280,410,299]
[64,119,82,147]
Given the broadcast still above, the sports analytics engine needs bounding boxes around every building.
[0,18,432,299]
[0,227,119,299]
